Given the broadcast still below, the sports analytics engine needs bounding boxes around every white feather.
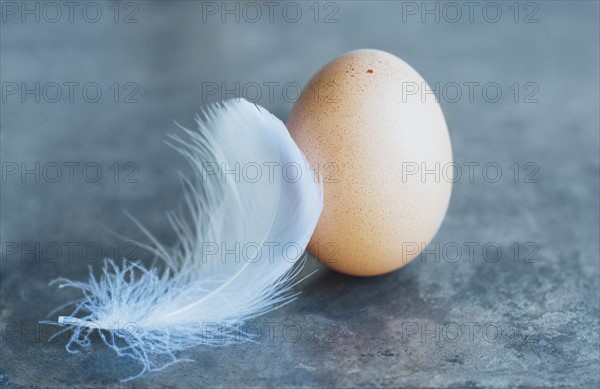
[46,99,323,380]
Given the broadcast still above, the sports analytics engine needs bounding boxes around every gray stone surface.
[1,1,599,388]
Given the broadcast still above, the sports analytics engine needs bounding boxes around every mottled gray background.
[1,1,599,388]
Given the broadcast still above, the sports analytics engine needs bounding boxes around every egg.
[287,49,453,276]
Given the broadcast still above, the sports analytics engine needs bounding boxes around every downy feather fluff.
[46,99,323,380]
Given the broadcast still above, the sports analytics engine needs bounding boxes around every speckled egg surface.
[287,49,453,276]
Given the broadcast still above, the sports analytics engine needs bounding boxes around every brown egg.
[287,49,453,276]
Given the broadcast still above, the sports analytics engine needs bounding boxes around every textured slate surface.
[1,1,599,388]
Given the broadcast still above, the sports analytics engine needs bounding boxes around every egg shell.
[287,49,453,276]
